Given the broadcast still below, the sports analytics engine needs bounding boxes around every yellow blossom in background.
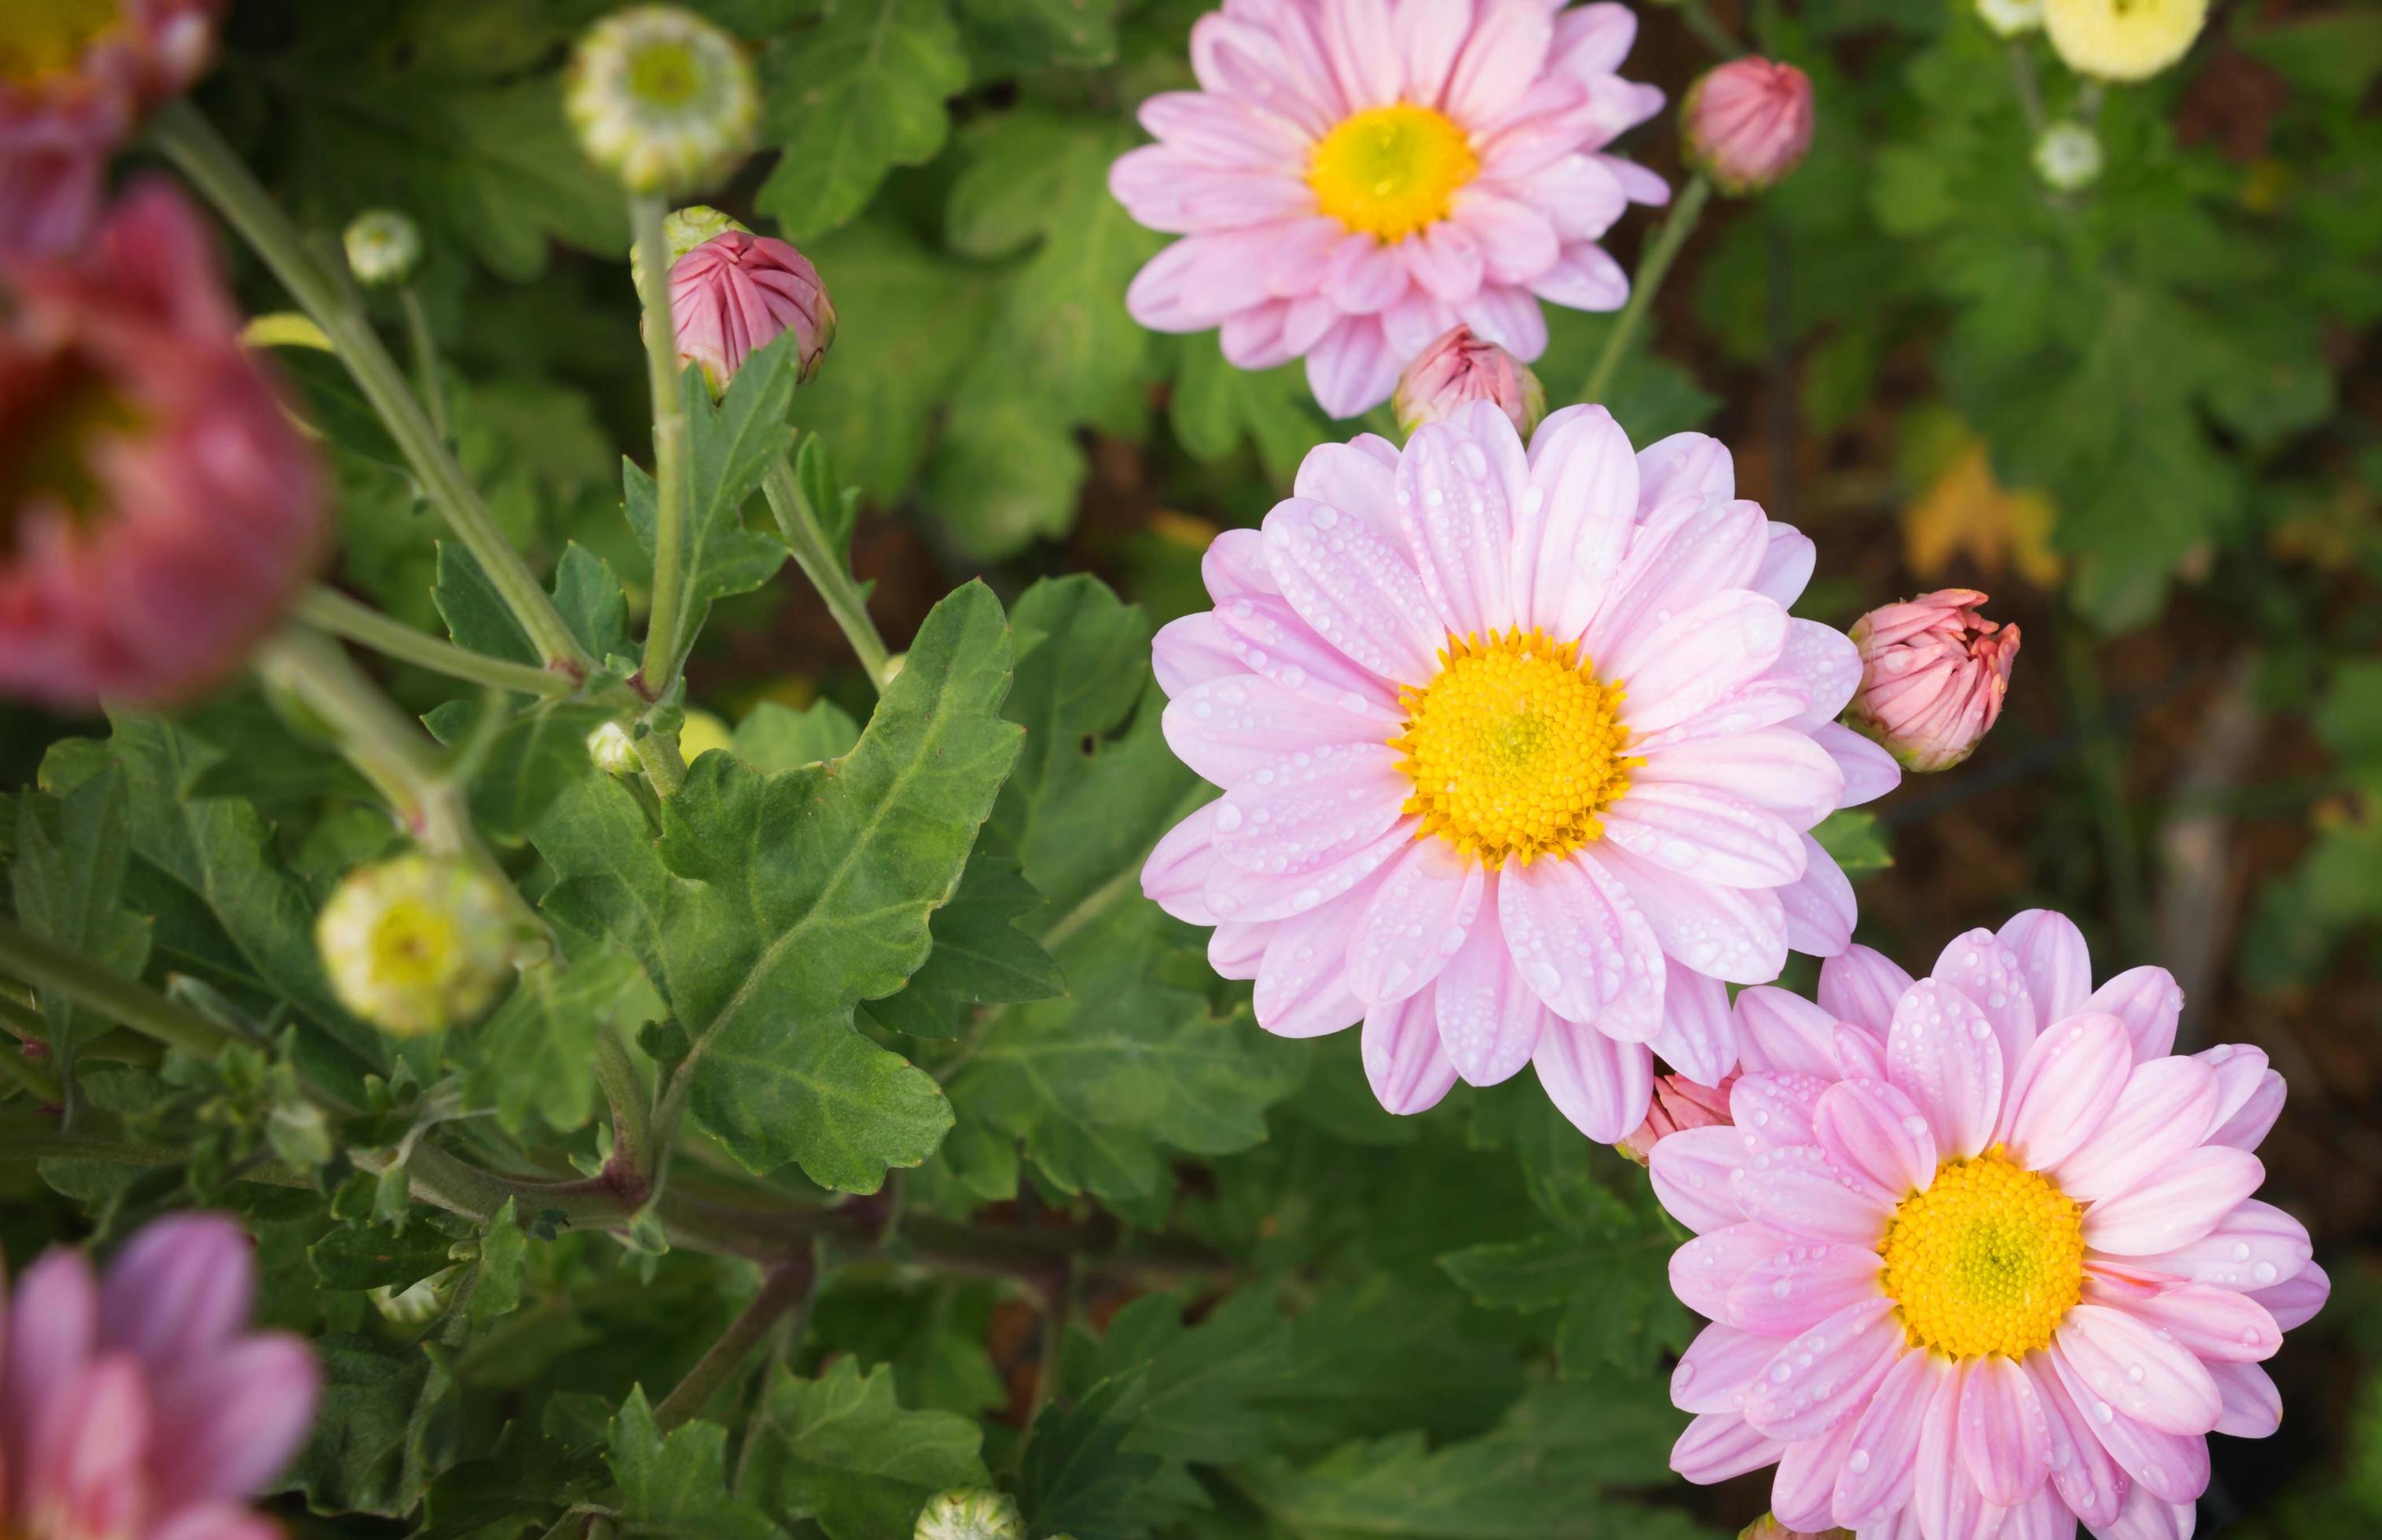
[1902,440,2063,588]
[679,708,735,761]
[2043,0,2208,81]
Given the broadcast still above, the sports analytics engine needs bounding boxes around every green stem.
[1582,174,1712,408]
[1679,0,1744,58]
[651,1260,813,1432]
[0,1042,63,1106]
[631,194,695,703]
[149,101,593,680]
[593,1028,653,1185]
[398,287,450,443]
[299,588,576,698]
[0,920,248,1062]
[2006,42,2049,139]
[631,731,688,799]
[2063,626,2152,960]
[762,456,891,691]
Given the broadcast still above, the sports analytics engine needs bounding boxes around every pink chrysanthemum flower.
[2,1212,319,1540]
[1653,910,2325,1540]
[1143,404,1899,1138]
[0,0,224,258]
[0,180,326,710]
[1111,0,1667,419]
[670,226,836,394]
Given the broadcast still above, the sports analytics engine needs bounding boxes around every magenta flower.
[1143,405,1899,1140]
[0,181,326,710]
[1654,910,2321,1538]
[1111,0,1667,419]
[670,226,835,394]
[1847,588,2020,773]
[0,0,224,258]
[1681,57,1815,197]
[1,1212,319,1540]
[1393,323,1545,441]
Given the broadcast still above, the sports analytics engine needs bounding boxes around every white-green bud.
[316,854,518,1036]
[589,720,639,775]
[343,210,424,288]
[2033,121,2104,192]
[1976,0,2043,38]
[566,6,759,196]
[913,1487,1025,1540]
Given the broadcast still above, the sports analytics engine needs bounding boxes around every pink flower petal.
[1740,1294,1901,1441]
[1321,231,1412,314]
[1960,1352,2054,1507]
[29,1355,151,1540]
[1213,590,1403,711]
[1398,408,1525,635]
[1751,522,1817,608]
[1456,283,1547,358]
[1673,1321,1778,1413]
[2083,1147,2264,1256]
[1631,677,1812,754]
[2107,1281,2280,1363]
[2127,1198,2311,1290]
[1771,619,1865,732]
[1593,845,1788,986]
[1261,494,1443,682]
[1930,927,2039,1069]
[149,1333,321,1508]
[1151,613,1244,698]
[1584,497,1767,666]
[1397,0,1473,106]
[1144,804,1226,925]
[1733,1143,1895,1248]
[1650,1123,1753,1234]
[1812,1077,1936,1200]
[1204,820,1408,924]
[2048,1347,2211,1505]
[1637,728,1844,831]
[1253,888,1375,1039]
[1778,837,1855,958]
[1209,742,1408,879]
[1190,13,1339,134]
[1603,782,1805,889]
[1729,1070,1826,1152]
[1724,1241,1880,1335]
[1532,1012,1652,1140]
[1110,146,1313,233]
[1517,155,1628,244]
[1320,0,1404,108]
[1997,909,2094,1022]
[1362,991,1460,1114]
[1408,220,1487,304]
[1886,977,2005,1160]
[1451,189,1561,284]
[1443,0,1554,126]
[2084,965,2186,1062]
[1735,984,1843,1076]
[1551,1,1638,77]
[1293,441,1400,545]
[1347,841,1485,1005]
[2055,1057,2219,1203]
[2250,1259,2329,1331]
[2,1248,98,1452]
[2028,1353,2128,1527]
[1668,1220,1789,1322]
[1433,878,1544,1084]
[1770,1413,1862,1533]
[148,1504,286,1540]
[1496,849,1664,1030]
[1819,944,1914,1036]
[1514,403,1635,640]
[1998,1011,2132,1171]
[1635,430,1733,508]
[1209,922,1269,980]
[2055,1304,2220,1436]
[1646,959,1734,1084]
[1671,1410,1783,1483]
[1607,592,1792,738]
[1526,244,1629,310]
[1305,314,1404,417]
[2198,1043,2284,1151]
[1162,672,1393,786]
[1137,90,1308,169]
[1814,721,1902,807]
[1914,1361,1998,1540]
[2208,1360,2281,1439]
[1833,1348,1944,1529]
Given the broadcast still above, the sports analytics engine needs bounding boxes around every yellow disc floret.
[317,854,519,1037]
[0,0,120,86]
[1391,628,1636,869]
[1308,104,1478,243]
[1880,1149,2087,1358]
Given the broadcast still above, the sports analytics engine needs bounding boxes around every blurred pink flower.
[1393,324,1545,441]
[670,227,836,395]
[1655,910,2320,1540]
[1682,57,1813,196]
[0,180,327,710]
[1111,0,1667,419]
[1846,588,2020,772]
[2,1212,318,1540]
[1617,1070,1735,1165]
[0,0,225,258]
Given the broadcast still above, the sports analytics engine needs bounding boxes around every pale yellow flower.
[2043,0,2208,82]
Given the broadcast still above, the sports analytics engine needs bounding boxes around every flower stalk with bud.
[1845,588,2020,772]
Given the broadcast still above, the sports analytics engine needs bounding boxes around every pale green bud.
[343,210,424,288]
[566,6,759,196]
[2033,121,2104,192]
[316,855,518,1036]
[913,1488,1024,1540]
[589,720,639,775]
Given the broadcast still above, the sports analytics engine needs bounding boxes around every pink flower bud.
[1393,325,1546,441]
[669,227,835,395]
[1682,57,1815,196]
[0,180,326,710]
[1846,588,2020,773]
[1616,1072,1735,1165]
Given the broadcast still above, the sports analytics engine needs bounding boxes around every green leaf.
[744,1359,990,1540]
[623,334,803,671]
[426,697,617,847]
[608,1388,787,1540]
[310,1221,463,1292]
[754,0,969,240]
[918,390,1089,559]
[433,540,633,672]
[732,699,864,772]
[470,1197,529,1329]
[281,1336,459,1517]
[1812,807,1893,877]
[1168,336,1334,486]
[795,432,864,565]
[861,842,1064,1040]
[1438,1182,1691,1379]
[955,0,1122,68]
[465,943,662,1137]
[1014,1370,1163,1540]
[11,763,149,1057]
[1083,1292,1291,1468]
[534,583,1022,1190]
[941,578,1304,1201]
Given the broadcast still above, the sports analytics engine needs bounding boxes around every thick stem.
[593,1028,654,1189]
[651,1260,813,1431]
[0,920,248,1062]
[762,455,891,691]
[632,194,696,704]
[150,101,593,680]
[631,731,688,799]
[0,1042,63,1107]
[299,588,577,698]
[1582,174,1712,409]
[398,287,450,443]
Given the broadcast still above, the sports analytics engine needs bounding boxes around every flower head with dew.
[566,6,758,196]
[1653,909,2322,1539]
[1681,57,1815,198]
[1846,588,2020,773]
[2043,0,2208,82]
[666,211,836,394]
[914,1487,1026,1540]
[1395,324,1544,442]
[317,853,520,1036]
[1110,0,1668,419]
[0,1212,319,1540]
[0,180,325,710]
[0,0,222,258]
[343,208,423,288]
[1142,405,1899,1140]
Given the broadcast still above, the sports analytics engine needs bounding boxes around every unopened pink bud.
[1393,325,1545,441]
[1616,1072,1735,1165]
[1846,588,2020,773]
[669,228,835,395]
[1682,57,1815,196]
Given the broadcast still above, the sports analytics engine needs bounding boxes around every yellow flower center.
[1390,629,1636,869]
[1308,104,1477,243]
[0,0,120,85]
[1879,1149,2087,1359]
[368,897,465,992]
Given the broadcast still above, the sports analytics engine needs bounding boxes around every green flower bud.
[343,210,424,288]
[2032,121,2104,192]
[316,854,518,1036]
[913,1487,1025,1540]
[566,6,758,196]
[589,720,639,775]
[666,204,751,262]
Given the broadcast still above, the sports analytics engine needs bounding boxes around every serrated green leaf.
[426,697,617,847]
[861,842,1064,1040]
[281,1336,459,1517]
[608,1388,787,1540]
[470,1197,529,1329]
[732,699,863,772]
[744,1359,989,1540]
[955,0,1121,68]
[1015,1370,1163,1540]
[1437,1182,1690,1379]
[11,763,149,1058]
[755,0,968,239]
[534,584,1021,1190]
[311,1221,463,1292]
[466,942,661,1137]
